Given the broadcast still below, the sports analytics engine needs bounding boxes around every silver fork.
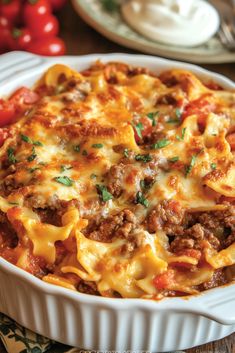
[218,19,235,51]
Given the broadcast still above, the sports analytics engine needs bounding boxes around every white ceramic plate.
[0,51,234,352]
[71,0,235,64]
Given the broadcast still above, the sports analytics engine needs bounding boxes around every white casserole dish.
[0,51,234,352]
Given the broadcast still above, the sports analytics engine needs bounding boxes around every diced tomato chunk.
[9,87,39,107]
[226,133,235,151]
[204,81,223,91]
[0,99,16,127]
[153,269,175,290]
[182,96,215,122]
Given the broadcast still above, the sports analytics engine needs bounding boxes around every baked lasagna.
[0,61,234,299]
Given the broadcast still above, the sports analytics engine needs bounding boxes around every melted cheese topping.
[0,61,235,299]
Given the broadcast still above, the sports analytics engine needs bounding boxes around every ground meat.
[87,209,137,242]
[77,280,99,295]
[170,237,194,252]
[199,269,228,291]
[106,163,125,197]
[146,200,185,234]
[223,232,235,248]
[0,211,18,249]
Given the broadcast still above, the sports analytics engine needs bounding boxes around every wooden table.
[0,2,235,352]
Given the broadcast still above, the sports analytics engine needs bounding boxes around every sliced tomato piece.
[226,133,235,151]
[0,99,16,127]
[9,87,39,106]
[153,269,175,290]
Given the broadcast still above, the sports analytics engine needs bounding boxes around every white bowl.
[0,51,234,352]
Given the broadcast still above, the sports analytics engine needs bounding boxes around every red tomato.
[8,27,32,50]
[153,270,175,290]
[10,87,39,106]
[0,15,11,28]
[23,0,51,24]
[27,13,58,38]
[0,99,16,127]
[182,96,215,121]
[49,0,66,11]
[132,116,153,143]
[226,133,235,151]
[26,36,66,56]
[0,0,21,23]
[0,27,11,51]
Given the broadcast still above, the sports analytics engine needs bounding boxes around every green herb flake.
[123,148,129,158]
[166,118,180,124]
[33,140,43,146]
[185,155,197,177]
[175,108,182,120]
[136,191,149,208]
[176,127,186,141]
[73,145,80,153]
[54,176,74,187]
[60,165,73,172]
[133,122,143,139]
[169,156,179,163]
[21,134,32,144]
[92,143,103,149]
[8,201,19,205]
[135,154,152,163]
[28,167,40,173]
[211,163,217,170]
[147,111,158,126]
[27,147,37,162]
[96,184,113,202]
[151,138,170,149]
[101,0,118,12]
[90,173,97,179]
[7,147,17,164]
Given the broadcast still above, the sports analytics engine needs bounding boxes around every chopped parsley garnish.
[135,154,152,163]
[133,122,144,139]
[151,138,170,149]
[73,145,80,152]
[7,148,17,164]
[21,134,43,146]
[82,150,88,156]
[169,156,179,163]
[136,191,149,208]
[147,111,158,126]
[176,127,186,141]
[90,173,97,179]
[60,165,73,172]
[166,118,180,124]
[27,147,37,162]
[54,176,74,186]
[8,202,19,205]
[140,179,155,191]
[96,184,113,202]
[212,133,217,136]
[123,148,129,158]
[33,140,43,146]
[175,108,182,119]
[92,143,103,149]
[28,167,40,173]
[211,163,217,170]
[185,155,197,177]
[101,0,118,12]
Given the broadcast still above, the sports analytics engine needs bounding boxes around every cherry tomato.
[8,27,32,50]
[0,15,11,28]
[153,270,175,290]
[9,87,39,107]
[49,0,66,11]
[27,14,59,38]
[23,0,51,24]
[0,0,21,24]
[26,36,66,56]
[0,99,16,127]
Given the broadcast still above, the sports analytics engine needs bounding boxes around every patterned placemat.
[0,313,185,353]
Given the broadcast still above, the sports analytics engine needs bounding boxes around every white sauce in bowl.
[122,0,220,47]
